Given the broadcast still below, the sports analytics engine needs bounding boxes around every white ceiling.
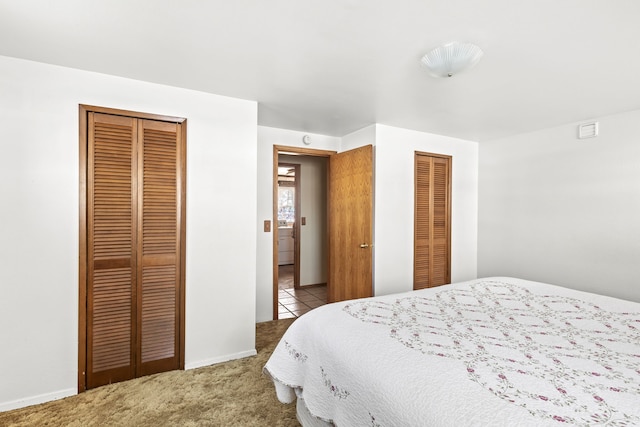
[2,0,640,141]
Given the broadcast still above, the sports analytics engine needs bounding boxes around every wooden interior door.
[81,106,185,391]
[327,145,373,303]
[414,152,451,289]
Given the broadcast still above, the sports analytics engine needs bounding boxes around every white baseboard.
[185,349,257,370]
[0,388,76,412]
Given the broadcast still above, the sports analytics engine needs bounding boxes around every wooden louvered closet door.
[136,119,182,376]
[414,152,451,290]
[82,108,185,390]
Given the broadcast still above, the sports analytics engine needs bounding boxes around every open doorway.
[273,146,333,319]
[276,156,328,319]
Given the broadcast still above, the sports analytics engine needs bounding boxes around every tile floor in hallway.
[278,264,327,319]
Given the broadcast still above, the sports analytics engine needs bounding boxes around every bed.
[264,277,640,426]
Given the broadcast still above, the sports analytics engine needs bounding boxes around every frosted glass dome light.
[421,42,484,78]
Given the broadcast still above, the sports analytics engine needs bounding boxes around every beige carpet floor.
[0,319,298,426]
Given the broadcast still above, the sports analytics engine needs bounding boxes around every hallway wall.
[279,154,328,286]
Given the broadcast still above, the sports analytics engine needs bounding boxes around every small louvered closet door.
[83,108,185,390]
[414,152,451,290]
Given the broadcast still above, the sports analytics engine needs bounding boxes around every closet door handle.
[359,243,369,249]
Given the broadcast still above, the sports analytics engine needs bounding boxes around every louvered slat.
[431,159,449,286]
[416,158,431,241]
[141,265,176,363]
[92,121,133,260]
[142,127,177,255]
[432,243,448,285]
[414,155,431,290]
[92,268,132,372]
[137,120,180,374]
[87,113,136,387]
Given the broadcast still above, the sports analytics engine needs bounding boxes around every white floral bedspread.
[264,277,640,426]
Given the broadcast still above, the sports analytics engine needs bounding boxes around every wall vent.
[578,121,598,139]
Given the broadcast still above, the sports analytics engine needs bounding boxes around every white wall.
[256,127,340,322]
[0,55,257,411]
[478,110,640,302]
[279,155,328,286]
[374,125,479,295]
[341,124,376,151]
[342,124,479,296]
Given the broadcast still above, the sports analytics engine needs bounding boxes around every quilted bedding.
[264,277,640,426]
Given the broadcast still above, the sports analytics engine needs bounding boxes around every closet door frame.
[78,104,187,392]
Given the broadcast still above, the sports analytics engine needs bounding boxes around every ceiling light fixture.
[421,41,484,78]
